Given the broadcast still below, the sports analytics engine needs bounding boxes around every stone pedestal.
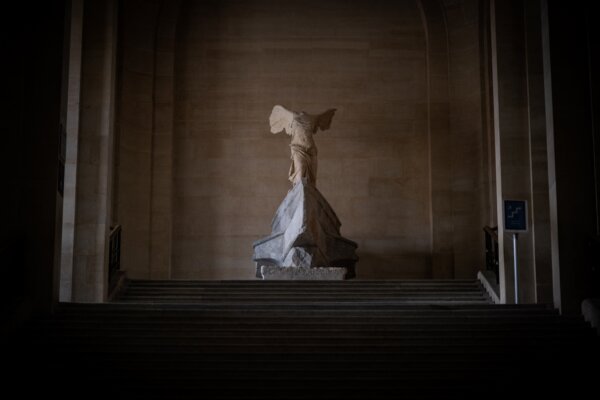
[260,266,347,280]
[253,179,358,280]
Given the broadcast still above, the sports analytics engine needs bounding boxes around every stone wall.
[444,0,487,278]
[116,0,493,280]
[68,0,118,302]
[172,0,429,279]
[115,0,161,279]
[115,0,181,280]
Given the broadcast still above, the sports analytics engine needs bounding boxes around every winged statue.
[269,105,336,186]
[253,104,358,280]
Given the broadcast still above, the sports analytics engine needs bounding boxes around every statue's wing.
[315,108,337,133]
[269,105,295,135]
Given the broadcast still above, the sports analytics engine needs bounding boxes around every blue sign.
[504,200,528,232]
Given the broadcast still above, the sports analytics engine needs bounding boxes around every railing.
[484,226,499,280]
[108,225,122,287]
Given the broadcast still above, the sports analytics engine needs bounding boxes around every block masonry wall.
[115,0,490,280]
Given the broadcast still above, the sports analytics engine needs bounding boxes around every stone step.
[53,302,551,313]
[58,305,547,314]
[127,279,480,284]
[29,320,587,331]
[8,280,598,400]
[28,312,584,326]
[31,339,594,353]
[36,357,549,369]
[30,340,594,354]
[39,310,577,324]
[123,282,483,291]
[37,365,544,378]
[121,284,485,290]
[30,322,594,337]
[30,333,593,344]
[117,298,492,303]
[32,351,561,361]
[118,290,489,296]
[28,374,543,400]
[50,305,554,314]
[113,279,493,307]
[41,307,565,317]
[38,313,576,323]
[114,297,491,303]
[122,290,487,296]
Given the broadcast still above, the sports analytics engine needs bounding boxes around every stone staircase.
[7,280,599,400]
[116,279,493,305]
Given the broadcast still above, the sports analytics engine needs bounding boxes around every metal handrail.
[483,226,499,280]
[108,225,122,286]
[483,225,498,242]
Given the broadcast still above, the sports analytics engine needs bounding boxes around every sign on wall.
[503,199,528,232]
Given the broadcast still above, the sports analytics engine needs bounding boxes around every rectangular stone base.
[260,265,347,280]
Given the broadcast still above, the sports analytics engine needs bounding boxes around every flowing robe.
[289,128,318,185]
[269,105,335,187]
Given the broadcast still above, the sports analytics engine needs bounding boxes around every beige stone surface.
[261,266,347,281]
[269,105,336,186]
[62,0,118,302]
[171,0,430,280]
[60,0,83,301]
[113,0,496,281]
[443,0,488,279]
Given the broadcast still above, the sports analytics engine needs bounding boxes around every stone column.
[149,1,180,279]
[491,0,535,304]
[68,0,118,302]
[444,0,489,279]
[524,0,553,304]
[490,0,554,304]
[418,0,453,279]
[115,0,159,280]
[60,0,83,302]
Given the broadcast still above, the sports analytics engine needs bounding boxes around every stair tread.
[9,280,597,400]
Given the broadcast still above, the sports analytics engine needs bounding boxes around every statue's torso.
[290,113,317,152]
[290,129,315,151]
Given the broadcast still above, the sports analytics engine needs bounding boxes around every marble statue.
[252,105,358,280]
[269,105,336,186]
